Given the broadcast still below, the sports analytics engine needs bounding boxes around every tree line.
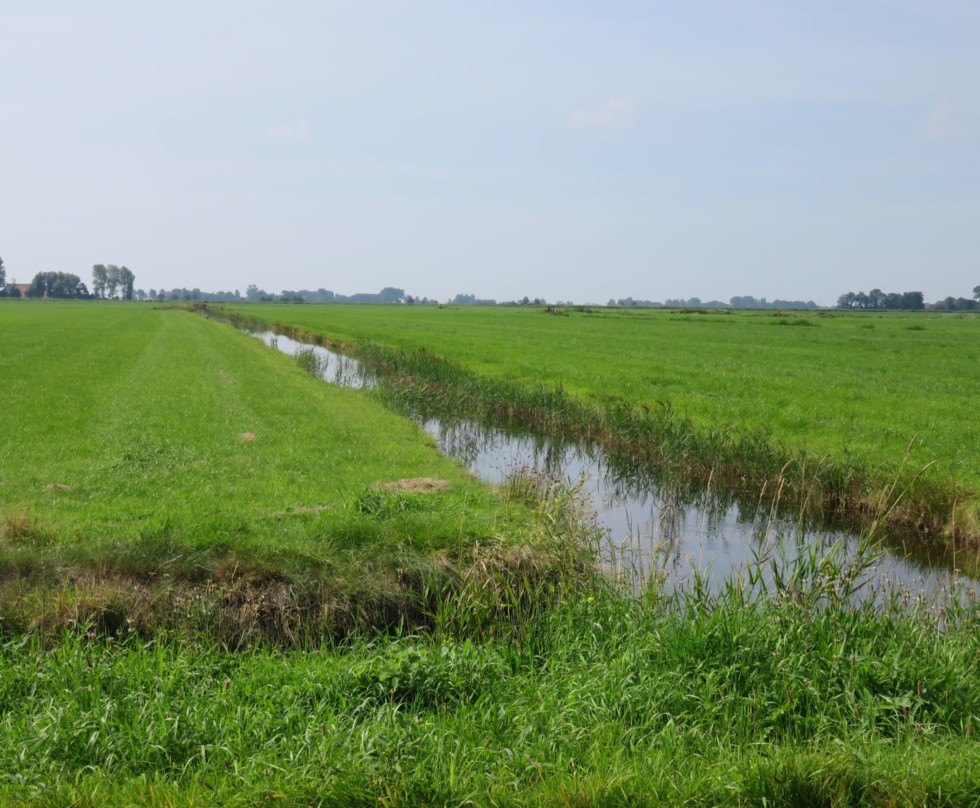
[607,295,818,309]
[25,272,89,299]
[91,264,136,300]
[134,285,409,304]
[837,287,979,312]
[0,261,137,300]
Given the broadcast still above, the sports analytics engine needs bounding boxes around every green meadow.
[1,301,978,806]
[0,302,547,640]
[222,303,980,545]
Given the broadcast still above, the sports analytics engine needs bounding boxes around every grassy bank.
[217,304,980,548]
[1,561,978,806]
[0,302,578,642]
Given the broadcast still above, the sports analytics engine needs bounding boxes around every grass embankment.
[0,303,572,642]
[219,304,980,548]
[2,569,978,806]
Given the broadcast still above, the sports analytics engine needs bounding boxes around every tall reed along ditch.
[221,310,978,602]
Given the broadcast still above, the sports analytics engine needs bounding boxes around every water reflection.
[252,331,977,605]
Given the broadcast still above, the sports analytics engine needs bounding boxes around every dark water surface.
[253,331,977,605]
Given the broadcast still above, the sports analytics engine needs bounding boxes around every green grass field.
[221,303,980,544]
[0,302,553,641]
[2,301,978,806]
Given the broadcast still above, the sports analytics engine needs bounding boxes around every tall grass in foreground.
[1,540,977,806]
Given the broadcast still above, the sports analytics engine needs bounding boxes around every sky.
[2,1,978,305]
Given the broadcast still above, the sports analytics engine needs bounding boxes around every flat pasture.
[2,302,979,806]
[226,303,980,540]
[0,302,536,638]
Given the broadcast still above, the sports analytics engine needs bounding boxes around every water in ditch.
[253,331,977,606]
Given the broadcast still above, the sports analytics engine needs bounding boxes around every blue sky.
[2,1,977,303]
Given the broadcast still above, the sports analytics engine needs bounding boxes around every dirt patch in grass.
[239,432,259,442]
[380,477,451,493]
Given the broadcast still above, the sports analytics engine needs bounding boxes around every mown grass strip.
[0,302,592,643]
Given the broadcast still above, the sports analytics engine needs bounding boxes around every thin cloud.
[568,97,639,131]
[263,121,311,142]
[924,100,968,140]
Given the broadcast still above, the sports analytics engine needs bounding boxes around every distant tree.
[26,276,44,298]
[377,287,405,303]
[104,265,120,299]
[118,266,136,300]
[26,271,86,299]
[450,292,497,306]
[867,288,886,309]
[0,256,5,288]
[974,285,980,302]
[91,264,135,299]
[838,289,923,310]
[92,264,108,298]
[932,296,979,312]
[841,292,868,309]
[901,291,924,310]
